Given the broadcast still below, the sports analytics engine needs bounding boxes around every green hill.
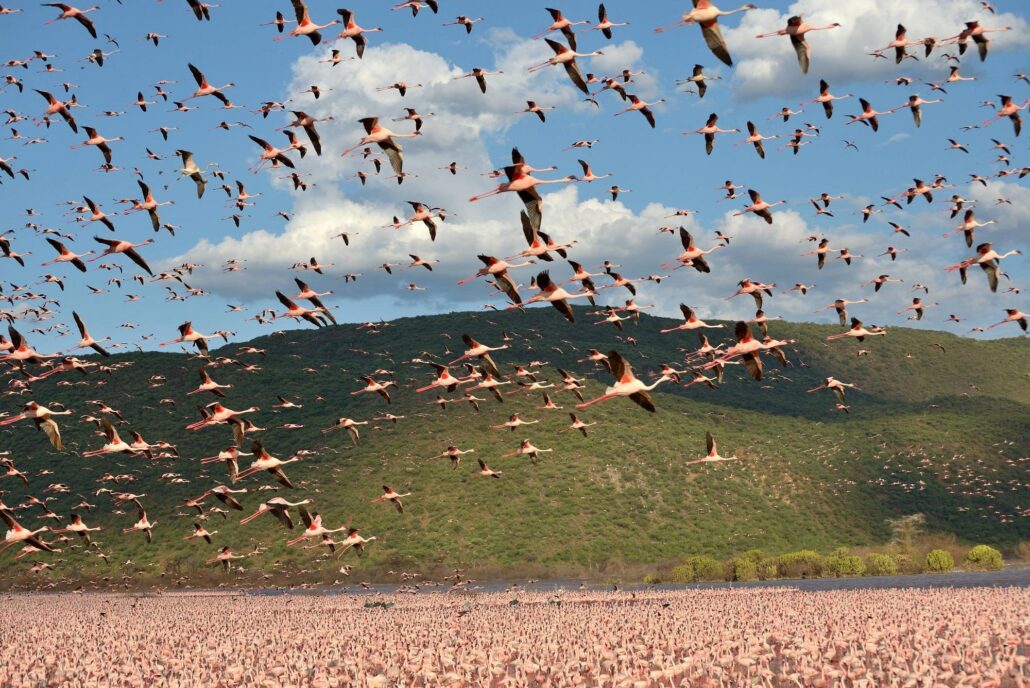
[2,307,1027,586]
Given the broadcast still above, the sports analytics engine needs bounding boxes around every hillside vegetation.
[1,307,1027,586]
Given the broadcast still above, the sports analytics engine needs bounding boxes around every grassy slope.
[2,307,1028,583]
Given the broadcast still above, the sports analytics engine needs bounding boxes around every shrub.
[668,563,694,584]
[775,550,824,578]
[925,549,955,573]
[865,553,898,576]
[643,573,661,585]
[824,548,866,577]
[739,549,765,564]
[731,557,758,582]
[757,558,778,580]
[965,545,1003,571]
[893,553,918,575]
[1016,541,1030,562]
[685,555,724,582]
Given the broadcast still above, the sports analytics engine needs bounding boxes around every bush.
[893,553,918,574]
[925,549,955,573]
[757,558,778,580]
[775,550,824,578]
[668,563,694,584]
[643,573,661,585]
[965,545,1003,571]
[824,548,866,577]
[685,555,724,582]
[865,553,898,576]
[1016,541,1030,562]
[730,557,758,582]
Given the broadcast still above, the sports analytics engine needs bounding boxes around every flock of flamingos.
[0,0,1027,684]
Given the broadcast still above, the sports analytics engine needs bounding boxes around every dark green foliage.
[965,545,1003,571]
[925,549,954,573]
[775,550,824,578]
[823,548,866,577]
[865,553,899,576]
[0,308,1027,584]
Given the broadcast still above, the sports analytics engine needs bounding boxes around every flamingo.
[562,413,597,437]
[188,367,232,397]
[336,9,382,59]
[756,15,841,74]
[661,305,723,334]
[235,441,299,488]
[184,63,234,105]
[528,38,602,94]
[534,7,588,49]
[685,432,739,465]
[73,126,121,164]
[677,64,721,98]
[687,113,740,155]
[982,95,1028,136]
[321,417,368,445]
[802,79,852,119]
[352,376,397,403]
[987,309,1028,332]
[239,497,311,528]
[0,401,69,450]
[53,513,101,545]
[946,243,1021,292]
[613,95,664,128]
[275,291,328,328]
[655,2,757,67]
[186,403,258,446]
[126,180,171,231]
[207,546,244,571]
[340,117,420,177]
[469,167,575,233]
[518,271,594,323]
[1,510,54,554]
[82,419,138,458]
[89,237,152,278]
[68,311,110,357]
[33,89,77,132]
[738,120,778,159]
[122,502,156,543]
[336,527,376,556]
[160,321,212,354]
[846,98,893,131]
[287,507,347,546]
[443,15,484,34]
[577,350,664,412]
[475,458,502,478]
[733,189,786,224]
[42,3,98,38]
[450,334,508,377]
[42,238,90,272]
[499,439,553,463]
[372,485,410,513]
[807,376,857,404]
[80,195,115,231]
[891,95,943,128]
[827,318,887,342]
[274,0,338,45]
[946,20,1012,61]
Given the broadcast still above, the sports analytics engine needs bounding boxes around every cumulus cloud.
[723,0,1030,99]
[171,25,1022,334]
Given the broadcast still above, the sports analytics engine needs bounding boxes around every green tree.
[865,553,898,576]
[824,548,866,577]
[886,513,926,554]
[925,549,954,573]
[965,545,1003,571]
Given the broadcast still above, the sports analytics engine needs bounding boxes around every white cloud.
[723,0,1030,99]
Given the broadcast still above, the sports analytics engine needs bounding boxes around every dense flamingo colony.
[0,586,1027,686]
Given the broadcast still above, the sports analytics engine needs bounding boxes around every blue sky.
[1,0,1028,356]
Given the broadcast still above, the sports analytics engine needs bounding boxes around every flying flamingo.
[239,497,311,528]
[340,117,420,177]
[0,401,70,450]
[469,166,575,233]
[287,507,347,545]
[802,79,853,119]
[42,3,98,38]
[613,95,664,128]
[756,15,841,74]
[499,439,553,463]
[660,305,723,333]
[655,2,757,67]
[528,38,602,94]
[517,271,594,323]
[1,510,54,554]
[577,350,665,412]
[987,309,1028,332]
[68,311,110,356]
[592,3,628,39]
[534,7,588,50]
[733,189,786,224]
[122,502,156,543]
[274,0,338,45]
[335,9,382,59]
[827,318,887,342]
[42,238,91,273]
[372,485,410,513]
[738,120,778,159]
[184,63,234,105]
[685,432,739,465]
[321,417,368,445]
[235,441,299,488]
[687,113,740,155]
